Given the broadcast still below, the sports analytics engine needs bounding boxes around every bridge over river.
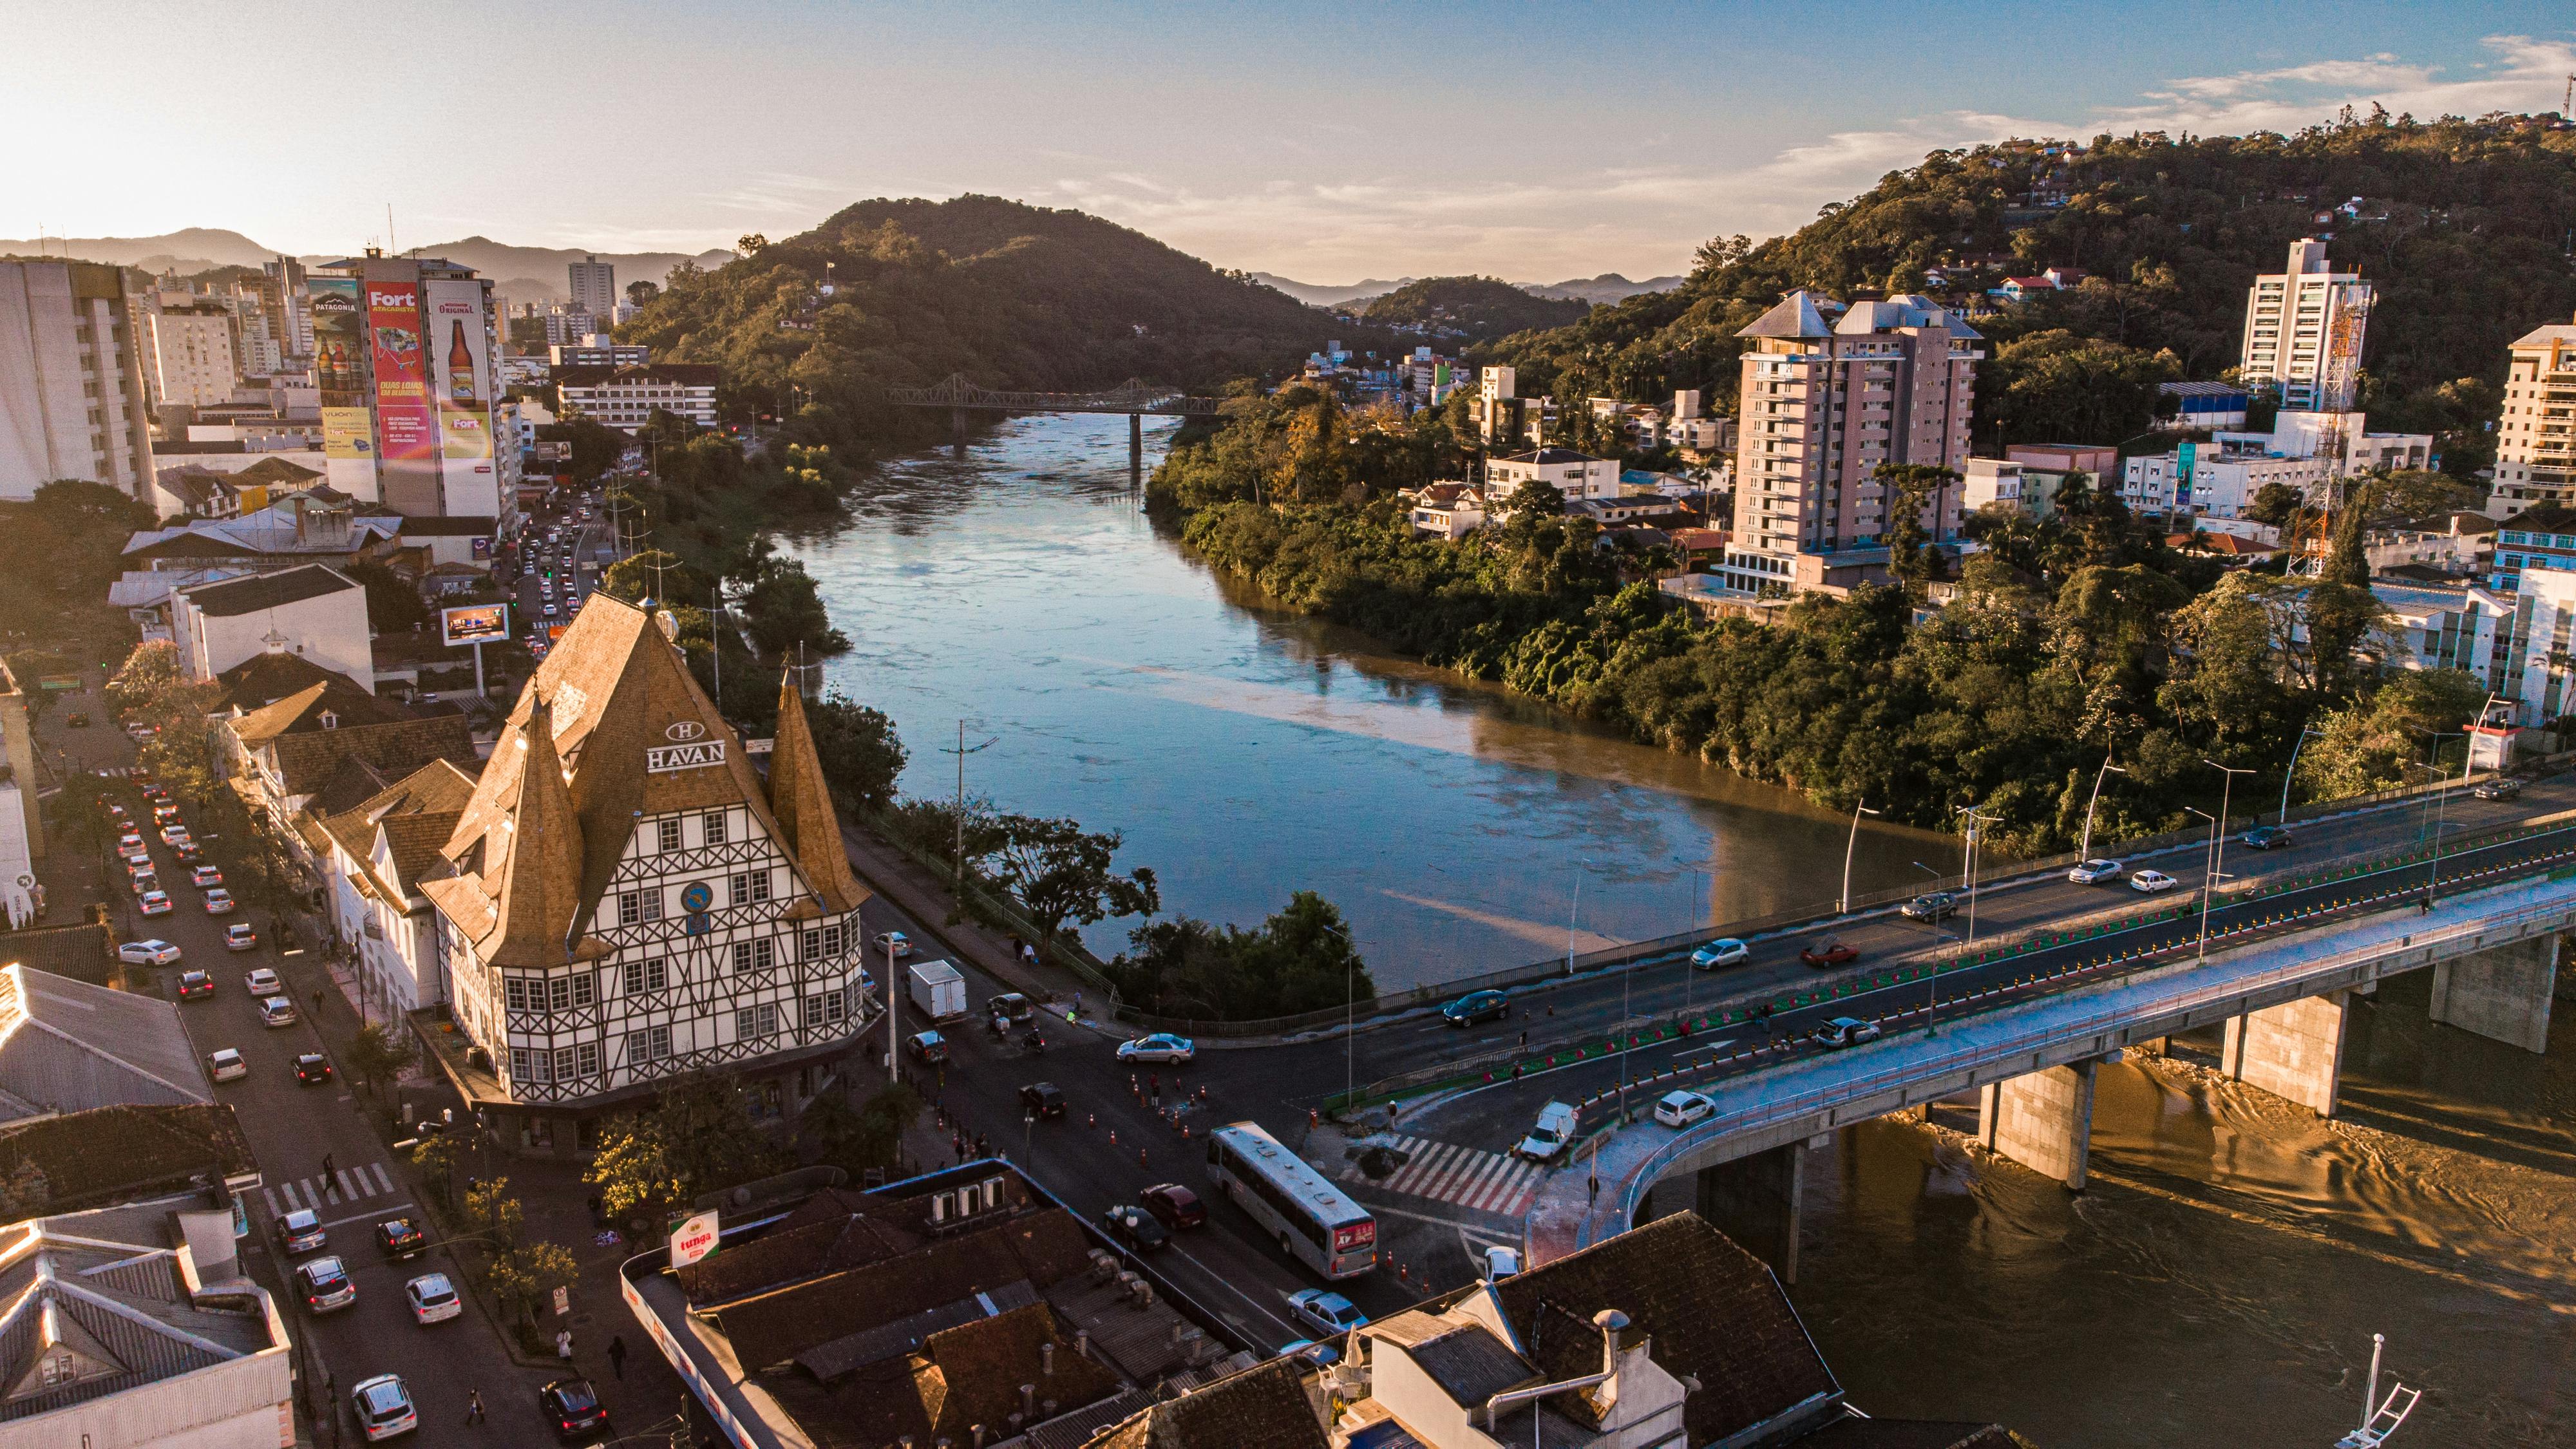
[884,374,1225,486]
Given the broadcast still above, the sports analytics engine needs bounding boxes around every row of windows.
[653,811,728,853]
[614,924,843,994]
[2499,532,2576,550]
[616,869,773,925]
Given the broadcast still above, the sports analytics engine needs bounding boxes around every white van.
[1515,1101,1579,1162]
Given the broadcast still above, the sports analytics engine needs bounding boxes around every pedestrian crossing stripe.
[261,1162,397,1219]
[1340,1136,1544,1218]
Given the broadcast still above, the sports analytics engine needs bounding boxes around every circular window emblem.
[679,881,715,913]
[665,721,706,743]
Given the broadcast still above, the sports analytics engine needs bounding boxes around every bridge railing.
[1607,885,2576,1231]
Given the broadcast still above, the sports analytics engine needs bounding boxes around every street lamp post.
[2203,759,2252,954]
[1674,853,1706,1020]
[1955,804,1992,947]
[2409,729,2463,909]
[2078,757,2126,864]
[2278,721,2324,824]
[1910,860,1953,1033]
[885,934,902,1087]
[1839,802,1880,913]
[2185,807,2221,963]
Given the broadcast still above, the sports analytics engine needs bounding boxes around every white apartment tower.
[420,595,875,1153]
[1730,291,1982,562]
[2488,309,2576,516]
[0,261,158,505]
[2240,238,2373,412]
[142,300,240,408]
[567,256,618,319]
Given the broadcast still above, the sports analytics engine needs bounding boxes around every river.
[784,412,1938,992]
[788,413,2572,1446]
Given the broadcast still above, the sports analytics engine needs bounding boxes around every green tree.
[1106,891,1374,1021]
[407,1132,468,1213]
[341,1023,420,1108]
[805,694,907,811]
[2244,482,2307,530]
[801,1083,920,1176]
[583,1074,789,1221]
[343,558,431,634]
[739,557,849,656]
[600,549,710,607]
[978,813,1161,966]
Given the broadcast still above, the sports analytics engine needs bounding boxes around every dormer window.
[319,710,339,730]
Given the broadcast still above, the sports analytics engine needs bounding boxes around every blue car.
[2241,825,2293,851]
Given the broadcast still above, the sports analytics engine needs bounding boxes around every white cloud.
[2102,34,2576,135]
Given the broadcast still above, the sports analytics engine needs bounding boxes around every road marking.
[1347,1137,1541,1218]
[261,1188,280,1219]
[371,1163,395,1195]
[321,1202,413,1230]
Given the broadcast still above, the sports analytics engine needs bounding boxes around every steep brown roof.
[0,1104,256,1221]
[676,1189,929,1305]
[180,563,359,618]
[1491,1212,1837,1446]
[1079,1358,1327,1449]
[765,676,868,915]
[475,694,595,968]
[779,1301,1124,1449]
[231,677,411,745]
[0,922,111,987]
[211,652,352,713]
[318,759,480,903]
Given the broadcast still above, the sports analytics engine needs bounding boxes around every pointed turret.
[484,692,596,965]
[766,671,869,916]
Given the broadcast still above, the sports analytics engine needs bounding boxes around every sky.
[7,1,2573,283]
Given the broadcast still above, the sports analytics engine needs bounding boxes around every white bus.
[1205,1121,1377,1280]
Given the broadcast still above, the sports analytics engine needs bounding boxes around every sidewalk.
[836,821,1106,1028]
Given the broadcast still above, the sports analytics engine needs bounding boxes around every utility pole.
[2078,757,2125,863]
[940,723,997,900]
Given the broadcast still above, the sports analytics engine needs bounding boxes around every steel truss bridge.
[884,374,1227,482]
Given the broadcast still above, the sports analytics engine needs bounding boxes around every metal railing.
[1602,884,2576,1239]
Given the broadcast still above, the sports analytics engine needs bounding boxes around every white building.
[2121,447,2331,520]
[417,597,875,1155]
[556,363,719,433]
[2240,237,2373,412]
[141,301,240,410]
[0,261,158,506]
[2488,308,2576,516]
[567,256,618,319]
[2243,410,2433,477]
[1961,457,2026,513]
[549,337,648,369]
[1488,448,1618,502]
[319,759,478,1018]
[2494,566,2576,723]
[170,564,373,688]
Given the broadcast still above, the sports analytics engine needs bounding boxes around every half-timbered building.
[417,594,874,1154]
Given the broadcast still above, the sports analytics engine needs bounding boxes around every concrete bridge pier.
[1976,1059,2098,1189]
[1688,1141,1810,1283]
[2221,990,2351,1117]
[1128,412,1144,489]
[951,406,970,455]
[2429,933,2566,1054]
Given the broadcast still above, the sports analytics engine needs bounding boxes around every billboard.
[424,279,493,464]
[306,277,368,403]
[320,406,375,460]
[367,279,435,464]
[440,603,511,646]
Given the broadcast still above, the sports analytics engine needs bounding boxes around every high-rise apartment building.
[306,253,506,520]
[2239,238,2372,412]
[142,300,240,408]
[261,254,314,364]
[1718,292,1982,592]
[0,261,158,506]
[567,256,617,319]
[2488,310,2576,518]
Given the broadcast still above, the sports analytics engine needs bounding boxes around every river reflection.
[1795,971,2576,1446]
[782,412,1943,988]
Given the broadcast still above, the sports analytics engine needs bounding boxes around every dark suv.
[1441,990,1509,1027]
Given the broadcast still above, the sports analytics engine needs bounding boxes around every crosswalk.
[1341,1136,1546,1218]
[261,1162,402,1222]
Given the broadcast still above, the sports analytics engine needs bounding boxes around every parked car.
[245,967,281,995]
[207,1048,247,1082]
[1440,989,1510,1027]
[376,1217,427,1260]
[138,891,173,916]
[203,887,237,914]
[260,997,299,1028]
[905,1030,947,1065]
[1117,1033,1195,1065]
[1901,891,1958,922]
[350,1374,418,1441]
[1515,1101,1579,1162]
[1099,1204,1168,1253]
[987,991,1034,1023]
[176,970,214,999]
[296,1256,355,1312]
[1690,938,1748,969]
[1286,1289,1369,1338]
[1139,1182,1206,1231]
[275,1208,327,1255]
[1018,1082,1066,1118]
[2067,858,2124,884]
[1653,1089,1714,1128]
[1279,1338,1341,1368]
[189,864,223,888]
[1813,1016,1884,1049]
[1481,1245,1523,1282]
[403,1273,462,1325]
[224,923,259,951]
[2130,869,2180,894]
[538,1377,611,1442]
[2474,777,2523,802]
[2240,825,2293,851]
[1799,939,1858,968]
[117,939,180,967]
[873,930,914,958]
[294,1053,334,1085]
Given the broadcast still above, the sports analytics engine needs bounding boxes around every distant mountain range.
[0,227,735,303]
[1251,270,1682,309]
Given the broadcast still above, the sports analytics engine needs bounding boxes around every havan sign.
[646,719,725,773]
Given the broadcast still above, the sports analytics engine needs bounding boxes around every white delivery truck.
[907,960,969,1021]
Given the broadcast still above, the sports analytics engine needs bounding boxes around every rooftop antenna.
[386,204,397,256]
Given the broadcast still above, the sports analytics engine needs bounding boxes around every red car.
[1799,940,1859,968]
[1139,1182,1205,1231]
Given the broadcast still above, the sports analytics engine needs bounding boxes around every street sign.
[553,1285,571,1317]
[668,1209,720,1269]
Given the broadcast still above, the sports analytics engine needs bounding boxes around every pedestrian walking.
[465,1390,486,1425]
[974,1132,988,1158]
[556,1328,574,1363]
[311,986,325,1014]
[608,1334,627,1379]
[320,1153,335,1182]
[1588,1173,1600,1205]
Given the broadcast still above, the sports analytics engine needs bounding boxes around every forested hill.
[1482,115,2576,473]
[1358,275,1590,343]
[616,194,1365,451]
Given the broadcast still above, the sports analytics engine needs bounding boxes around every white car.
[1689,938,1748,969]
[2067,858,2125,884]
[1515,1101,1579,1162]
[202,887,237,915]
[1481,1245,1522,1282]
[137,890,173,916]
[874,929,914,958]
[244,968,281,995]
[260,996,299,1028]
[117,939,181,967]
[1653,1089,1714,1129]
[1812,1016,1884,1049]
[207,1048,247,1082]
[1285,1288,1369,1338]
[403,1273,462,1325]
[350,1373,417,1441]
[2130,869,2180,894]
[1117,1034,1195,1065]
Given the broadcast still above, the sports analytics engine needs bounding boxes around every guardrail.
[1601,881,2576,1241]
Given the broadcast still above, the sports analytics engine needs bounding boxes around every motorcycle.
[1021,1030,1048,1054]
